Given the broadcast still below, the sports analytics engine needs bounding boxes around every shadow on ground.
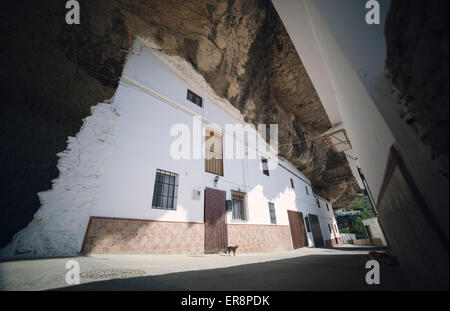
[56,252,409,291]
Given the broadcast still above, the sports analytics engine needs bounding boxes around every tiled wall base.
[82,217,204,254]
[227,224,293,253]
[324,237,342,247]
[82,217,293,255]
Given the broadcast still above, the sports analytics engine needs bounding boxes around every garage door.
[308,213,324,247]
[287,210,308,249]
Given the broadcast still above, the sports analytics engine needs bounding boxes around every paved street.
[0,246,409,291]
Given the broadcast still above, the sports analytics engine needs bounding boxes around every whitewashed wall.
[92,40,338,245]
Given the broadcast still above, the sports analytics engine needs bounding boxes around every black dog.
[226,245,238,256]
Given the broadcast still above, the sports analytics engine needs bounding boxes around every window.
[328,223,332,233]
[305,186,309,196]
[205,129,223,176]
[231,191,247,220]
[316,198,321,208]
[326,203,329,211]
[261,157,269,176]
[268,202,276,224]
[290,178,295,189]
[334,224,338,233]
[152,169,178,210]
[304,216,311,232]
[187,89,202,107]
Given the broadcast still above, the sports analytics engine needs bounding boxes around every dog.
[225,245,238,256]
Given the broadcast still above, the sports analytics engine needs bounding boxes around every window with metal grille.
[268,202,276,224]
[231,191,247,220]
[187,89,202,107]
[151,169,178,210]
[290,178,295,189]
[205,129,223,176]
[304,216,311,232]
[261,157,269,176]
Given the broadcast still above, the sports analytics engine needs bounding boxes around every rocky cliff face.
[385,0,449,179]
[0,0,360,248]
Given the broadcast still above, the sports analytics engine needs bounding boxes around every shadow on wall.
[54,253,410,291]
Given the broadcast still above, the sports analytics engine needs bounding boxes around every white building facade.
[1,39,341,258]
[81,39,341,255]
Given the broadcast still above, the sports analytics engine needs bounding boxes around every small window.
[268,202,277,224]
[304,216,311,232]
[328,224,332,233]
[334,224,338,233]
[261,157,270,176]
[316,198,321,208]
[305,186,309,196]
[232,191,247,220]
[326,203,329,211]
[152,169,178,210]
[290,178,295,189]
[187,89,202,107]
[205,129,223,176]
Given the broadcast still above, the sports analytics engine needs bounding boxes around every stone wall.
[377,147,448,290]
[82,217,205,255]
[82,217,294,255]
[227,224,293,253]
[324,238,342,248]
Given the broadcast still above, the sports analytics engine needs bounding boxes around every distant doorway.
[204,188,227,254]
[287,210,308,249]
[308,214,324,247]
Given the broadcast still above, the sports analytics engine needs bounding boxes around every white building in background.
[1,38,341,258]
[363,217,388,247]
[335,209,361,216]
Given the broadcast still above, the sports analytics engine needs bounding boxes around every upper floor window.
[305,186,309,196]
[290,178,295,189]
[326,203,330,211]
[328,223,332,233]
[316,198,321,208]
[187,89,202,107]
[205,129,223,176]
[152,169,178,210]
[268,202,277,224]
[261,157,270,176]
[231,191,247,221]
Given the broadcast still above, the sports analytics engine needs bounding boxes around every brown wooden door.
[308,213,324,247]
[287,210,308,249]
[204,188,227,254]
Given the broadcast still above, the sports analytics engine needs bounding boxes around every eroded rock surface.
[0,0,361,248]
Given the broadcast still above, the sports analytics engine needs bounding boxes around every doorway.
[308,214,324,247]
[204,187,227,254]
[287,210,308,249]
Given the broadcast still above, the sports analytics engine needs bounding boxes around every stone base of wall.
[227,224,293,253]
[325,237,342,247]
[82,217,204,254]
[82,217,294,255]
